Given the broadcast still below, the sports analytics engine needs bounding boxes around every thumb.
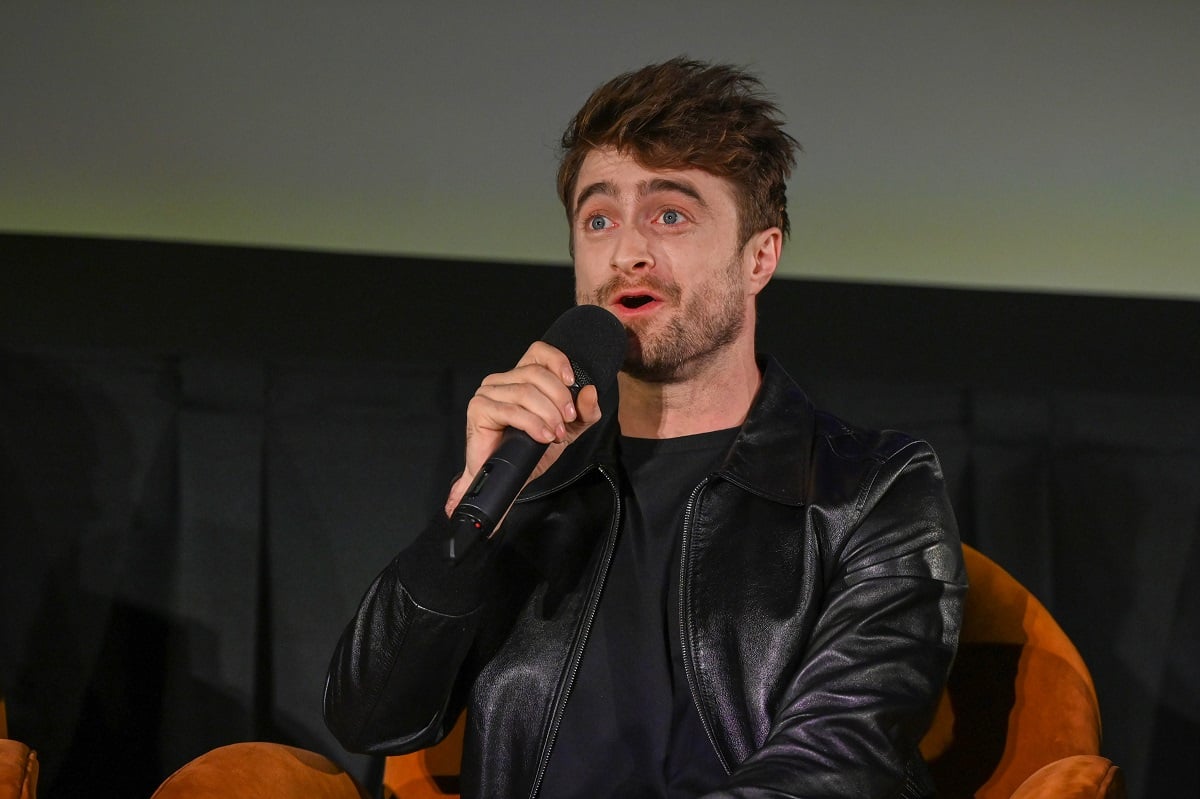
[444,468,475,519]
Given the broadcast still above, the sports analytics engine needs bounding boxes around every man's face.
[571,147,754,383]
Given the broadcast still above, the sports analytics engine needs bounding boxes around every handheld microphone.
[446,305,626,561]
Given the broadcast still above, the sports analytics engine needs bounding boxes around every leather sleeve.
[707,438,967,798]
[322,512,493,755]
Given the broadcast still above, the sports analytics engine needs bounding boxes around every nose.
[611,227,654,273]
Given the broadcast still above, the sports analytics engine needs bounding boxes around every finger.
[512,341,577,387]
[571,384,602,428]
[444,472,468,518]
[469,380,571,444]
[480,360,579,425]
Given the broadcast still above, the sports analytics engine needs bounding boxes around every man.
[325,58,966,798]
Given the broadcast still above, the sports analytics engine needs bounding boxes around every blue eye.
[661,210,681,225]
[588,215,610,231]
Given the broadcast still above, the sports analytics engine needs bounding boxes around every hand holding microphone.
[444,305,626,561]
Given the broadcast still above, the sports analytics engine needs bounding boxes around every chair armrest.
[152,742,368,799]
[0,739,39,799]
[1011,755,1126,799]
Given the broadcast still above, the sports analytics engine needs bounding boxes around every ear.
[743,227,782,296]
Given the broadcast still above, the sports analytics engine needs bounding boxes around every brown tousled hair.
[557,57,800,247]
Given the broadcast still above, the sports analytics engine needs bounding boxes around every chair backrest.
[1,690,41,799]
[920,544,1103,798]
[151,743,367,799]
[380,545,1107,799]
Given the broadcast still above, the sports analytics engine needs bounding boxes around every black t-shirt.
[539,427,737,798]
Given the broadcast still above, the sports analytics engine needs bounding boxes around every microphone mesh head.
[541,305,627,397]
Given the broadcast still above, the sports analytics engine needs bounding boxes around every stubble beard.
[578,252,746,384]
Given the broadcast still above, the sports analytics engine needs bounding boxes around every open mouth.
[619,295,656,309]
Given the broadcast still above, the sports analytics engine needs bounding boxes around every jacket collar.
[714,355,814,506]
[521,355,814,507]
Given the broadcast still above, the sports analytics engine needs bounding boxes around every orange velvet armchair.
[151,545,1125,799]
[1,693,39,799]
[918,546,1125,799]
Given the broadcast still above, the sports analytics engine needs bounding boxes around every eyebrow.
[573,177,710,220]
[573,180,619,217]
[643,178,708,209]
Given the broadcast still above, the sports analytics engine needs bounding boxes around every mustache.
[591,274,682,304]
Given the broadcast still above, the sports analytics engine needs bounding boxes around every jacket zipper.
[678,476,732,774]
[526,464,622,799]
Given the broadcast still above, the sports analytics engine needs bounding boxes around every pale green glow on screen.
[2,3,1197,300]
[4,186,1197,301]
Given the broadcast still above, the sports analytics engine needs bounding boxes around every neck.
[616,338,761,439]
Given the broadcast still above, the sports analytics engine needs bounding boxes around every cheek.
[572,257,606,301]
[660,239,720,283]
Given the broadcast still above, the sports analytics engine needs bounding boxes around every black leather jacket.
[325,357,967,798]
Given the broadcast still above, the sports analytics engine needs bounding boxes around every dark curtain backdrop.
[2,234,1198,799]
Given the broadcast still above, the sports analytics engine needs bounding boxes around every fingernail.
[563,402,577,421]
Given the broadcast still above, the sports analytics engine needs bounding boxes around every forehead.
[573,147,738,213]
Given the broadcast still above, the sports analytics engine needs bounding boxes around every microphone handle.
[446,428,549,560]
